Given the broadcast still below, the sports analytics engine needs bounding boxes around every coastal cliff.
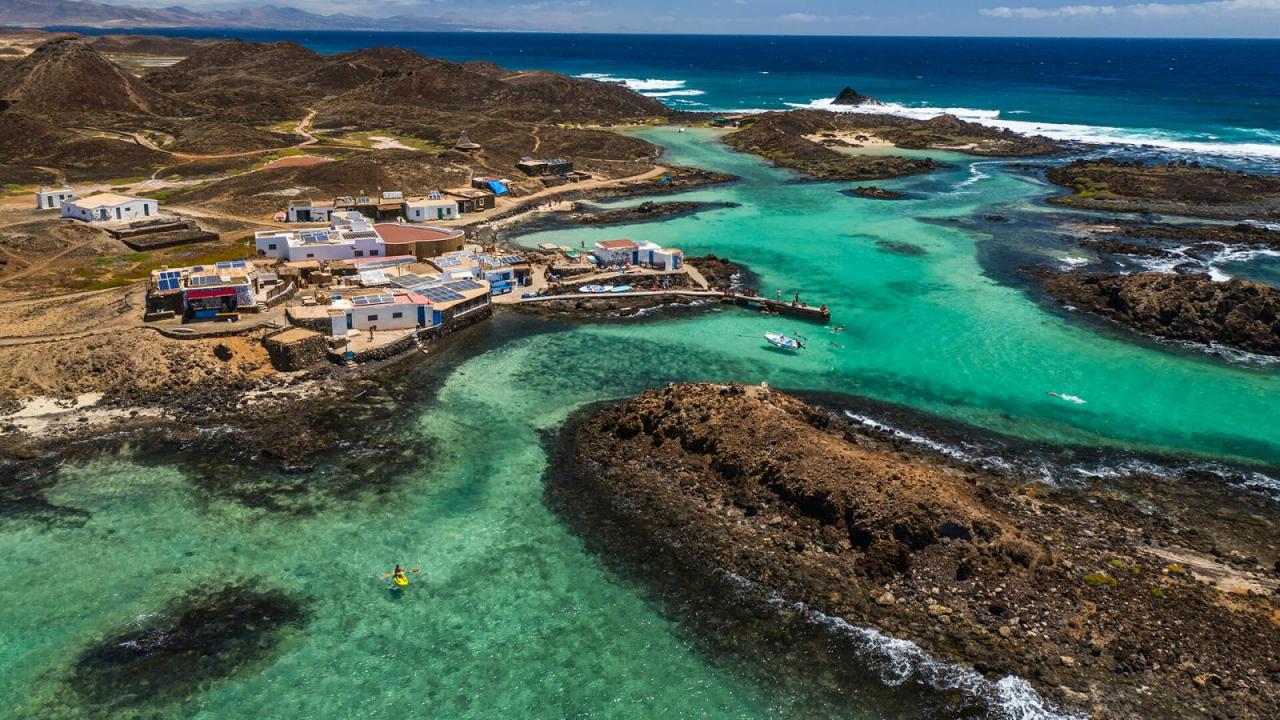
[552,383,1280,719]
[1039,271,1280,356]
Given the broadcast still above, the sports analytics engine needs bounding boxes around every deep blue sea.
[65,29,1280,161]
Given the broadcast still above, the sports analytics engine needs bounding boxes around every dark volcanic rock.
[565,200,738,226]
[69,583,308,715]
[1040,270,1280,355]
[685,253,756,290]
[842,186,904,200]
[831,86,882,106]
[874,240,927,256]
[1047,160,1280,220]
[553,383,1280,720]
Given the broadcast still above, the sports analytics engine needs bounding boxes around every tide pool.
[0,128,1276,720]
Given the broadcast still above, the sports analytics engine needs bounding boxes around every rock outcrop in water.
[555,383,1280,720]
[1047,159,1280,220]
[831,86,882,106]
[1039,270,1280,356]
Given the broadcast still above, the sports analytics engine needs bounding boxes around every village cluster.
[30,153,703,365]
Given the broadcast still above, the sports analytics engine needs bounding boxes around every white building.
[255,211,385,262]
[404,192,459,222]
[591,239,682,271]
[35,187,77,211]
[61,193,159,223]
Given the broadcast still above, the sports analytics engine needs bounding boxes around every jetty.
[518,289,831,323]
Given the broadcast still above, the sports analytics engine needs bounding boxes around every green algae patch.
[1083,572,1117,588]
[66,582,308,717]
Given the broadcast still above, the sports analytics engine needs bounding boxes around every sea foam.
[783,97,1280,160]
[719,570,1085,720]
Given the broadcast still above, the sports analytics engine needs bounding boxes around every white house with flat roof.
[591,239,682,270]
[61,193,158,223]
[404,192,459,222]
[255,211,385,262]
[35,188,77,211]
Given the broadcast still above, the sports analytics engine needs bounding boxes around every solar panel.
[215,261,232,269]
[158,270,182,279]
[157,278,179,291]
[499,255,524,264]
[351,293,395,306]
[187,275,227,288]
[418,287,463,302]
[433,257,462,267]
[445,279,483,292]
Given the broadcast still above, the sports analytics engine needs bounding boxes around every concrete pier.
[517,289,831,323]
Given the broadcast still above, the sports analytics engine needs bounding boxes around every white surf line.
[718,570,1086,720]
[779,97,1280,161]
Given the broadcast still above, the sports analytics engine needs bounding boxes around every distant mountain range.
[0,0,490,31]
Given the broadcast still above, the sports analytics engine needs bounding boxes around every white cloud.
[982,4,1114,17]
[779,13,820,22]
[982,0,1280,19]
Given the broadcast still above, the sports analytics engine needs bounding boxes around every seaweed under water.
[66,582,309,718]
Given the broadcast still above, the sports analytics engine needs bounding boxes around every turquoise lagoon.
[1,128,1276,719]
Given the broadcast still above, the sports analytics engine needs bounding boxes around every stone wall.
[263,328,327,371]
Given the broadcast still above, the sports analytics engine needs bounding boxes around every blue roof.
[487,180,508,196]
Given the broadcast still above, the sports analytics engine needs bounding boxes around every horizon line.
[27,25,1280,41]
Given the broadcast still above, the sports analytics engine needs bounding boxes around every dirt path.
[477,165,671,229]
[166,203,288,229]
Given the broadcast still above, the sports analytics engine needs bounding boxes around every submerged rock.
[69,582,308,715]
[842,186,905,200]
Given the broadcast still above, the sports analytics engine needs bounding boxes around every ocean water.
[66,29,1280,160]
[5,31,1280,720]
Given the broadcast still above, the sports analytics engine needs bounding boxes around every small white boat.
[764,332,804,350]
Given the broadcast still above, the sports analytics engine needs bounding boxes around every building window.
[367,314,378,322]
[370,249,379,256]
[354,250,364,257]
[306,253,315,258]
[268,243,277,250]
[144,204,151,216]
[392,311,403,319]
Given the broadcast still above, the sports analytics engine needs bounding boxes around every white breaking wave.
[643,89,707,98]
[953,161,996,190]
[577,73,688,92]
[784,96,1280,160]
[718,570,1085,720]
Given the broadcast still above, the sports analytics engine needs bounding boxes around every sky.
[111,0,1280,36]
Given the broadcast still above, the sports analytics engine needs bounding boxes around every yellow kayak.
[392,575,409,587]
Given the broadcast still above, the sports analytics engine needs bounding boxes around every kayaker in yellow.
[392,564,408,586]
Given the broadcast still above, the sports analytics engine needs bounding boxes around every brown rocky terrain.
[1038,270,1280,356]
[554,383,1280,719]
[720,110,1059,181]
[1096,220,1280,249]
[1047,159,1280,220]
[563,200,737,226]
[0,36,669,184]
[722,111,943,181]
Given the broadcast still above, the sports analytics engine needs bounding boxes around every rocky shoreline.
[550,383,1280,720]
[1035,269,1280,357]
[1046,159,1280,220]
[562,200,739,226]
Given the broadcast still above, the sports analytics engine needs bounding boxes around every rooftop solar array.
[187,274,231,288]
[433,256,464,267]
[445,279,484,292]
[499,255,525,264]
[215,260,247,270]
[351,293,395,306]
[343,230,379,240]
[299,230,331,244]
[391,273,442,292]
[417,286,464,303]
[155,272,181,291]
